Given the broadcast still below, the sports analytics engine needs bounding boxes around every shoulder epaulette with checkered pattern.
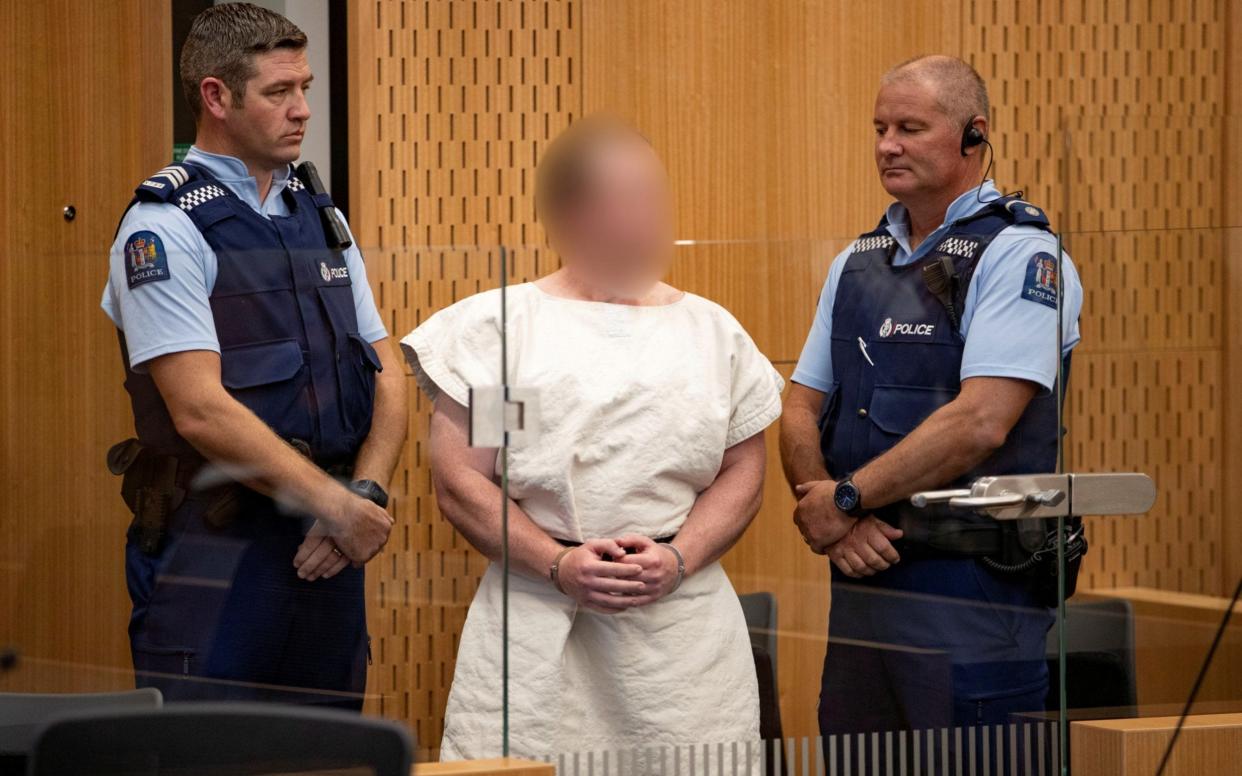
[175,183,229,212]
[853,234,896,254]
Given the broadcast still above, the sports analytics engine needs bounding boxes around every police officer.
[101,3,407,708]
[780,55,1084,754]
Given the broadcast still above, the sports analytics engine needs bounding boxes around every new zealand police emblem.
[1021,251,1059,309]
[123,231,170,289]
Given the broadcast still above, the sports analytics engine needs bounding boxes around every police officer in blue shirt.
[780,56,1084,753]
[101,3,407,708]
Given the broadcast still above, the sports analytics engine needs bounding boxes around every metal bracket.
[468,386,541,448]
[910,472,1156,520]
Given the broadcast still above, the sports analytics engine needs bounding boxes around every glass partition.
[0,243,507,769]
[1050,111,1242,773]
[492,227,1076,774]
[5,11,1240,776]
[486,115,1241,776]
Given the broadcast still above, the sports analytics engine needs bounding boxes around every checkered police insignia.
[935,236,980,258]
[176,184,228,211]
[286,176,305,192]
[853,235,896,254]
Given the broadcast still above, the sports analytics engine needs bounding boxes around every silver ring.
[332,546,343,557]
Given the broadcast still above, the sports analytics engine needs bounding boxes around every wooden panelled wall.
[348,0,1241,750]
[963,0,1232,595]
[0,1,171,693]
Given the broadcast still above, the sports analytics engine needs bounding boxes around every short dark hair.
[180,2,307,120]
[535,115,653,226]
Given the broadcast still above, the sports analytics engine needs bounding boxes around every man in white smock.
[402,117,784,764]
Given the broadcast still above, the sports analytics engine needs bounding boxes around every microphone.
[294,161,353,251]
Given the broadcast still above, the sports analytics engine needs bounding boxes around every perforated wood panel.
[963,0,1229,595]
[345,0,1238,750]
[346,0,578,753]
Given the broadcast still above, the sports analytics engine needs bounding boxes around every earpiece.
[960,118,1017,205]
[960,123,986,156]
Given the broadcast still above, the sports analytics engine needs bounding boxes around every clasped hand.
[293,487,395,582]
[794,480,904,578]
[555,534,682,614]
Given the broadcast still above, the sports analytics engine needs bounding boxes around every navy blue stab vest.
[819,195,1064,530]
[118,162,382,465]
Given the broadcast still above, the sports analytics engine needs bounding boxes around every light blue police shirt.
[792,181,1083,394]
[102,146,388,370]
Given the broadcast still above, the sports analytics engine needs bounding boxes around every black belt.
[554,534,677,549]
[879,502,1006,558]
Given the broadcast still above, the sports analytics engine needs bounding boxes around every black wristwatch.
[351,479,389,509]
[834,478,865,518]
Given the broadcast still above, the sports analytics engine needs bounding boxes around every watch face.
[835,482,860,512]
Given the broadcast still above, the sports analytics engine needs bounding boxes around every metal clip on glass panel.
[467,386,541,448]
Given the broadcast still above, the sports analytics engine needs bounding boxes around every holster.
[107,438,187,555]
[1016,516,1088,608]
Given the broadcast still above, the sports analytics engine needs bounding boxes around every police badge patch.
[124,231,170,289]
[1021,251,1059,309]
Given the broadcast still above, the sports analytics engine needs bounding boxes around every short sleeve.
[960,227,1084,392]
[791,244,853,392]
[400,290,505,407]
[725,325,786,448]
[338,211,388,343]
[101,203,220,371]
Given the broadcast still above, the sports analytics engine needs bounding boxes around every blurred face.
[873,78,975,203]
[214,49,312,172]
[554,140,675,294]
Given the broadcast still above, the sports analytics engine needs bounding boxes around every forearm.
[177,396,349,523]
[672,434,766,577]
[779,405,831,490]
[852,400,1009,510]
[352,365,408,488]
[434,466,564,580]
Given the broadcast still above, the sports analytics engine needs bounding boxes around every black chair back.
[27,702,414,776]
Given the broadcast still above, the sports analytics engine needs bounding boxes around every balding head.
[881,55,989,129]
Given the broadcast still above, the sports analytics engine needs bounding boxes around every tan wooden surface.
[416,757,554,776]
[1071,713,1242,776]
[1081,587,1242,706]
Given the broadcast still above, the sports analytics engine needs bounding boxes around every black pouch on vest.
[108,438,186,555]
[984,517,1088,608]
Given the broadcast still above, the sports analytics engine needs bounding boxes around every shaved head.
[881,55,990,129]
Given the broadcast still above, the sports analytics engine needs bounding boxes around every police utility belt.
[107,437,353,555]
[883,500,1088,605]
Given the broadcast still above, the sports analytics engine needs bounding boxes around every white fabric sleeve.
[399,291,505,407]
[725,326,786,448]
